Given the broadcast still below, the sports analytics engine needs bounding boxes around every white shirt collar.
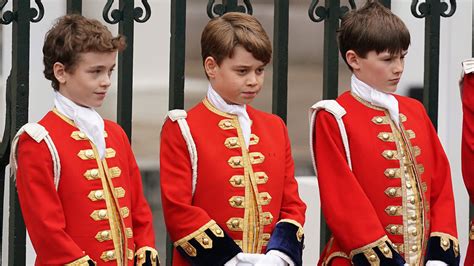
[351,74,400,127]
[206,84,252,147]
[54,91,106,158]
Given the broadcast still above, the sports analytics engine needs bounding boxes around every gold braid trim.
[173,220,217,247]
[430,232,460,257]
[348,235,390,258]
[65,255,95,266]
[135,246,160,266]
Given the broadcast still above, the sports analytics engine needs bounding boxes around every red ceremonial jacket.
[312,92,458,266]
[160,99,306,266]
[16,110,158,265]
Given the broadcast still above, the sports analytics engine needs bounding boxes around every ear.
[345,50,361,70]
[204,56,218,79]
[53,62,67,84]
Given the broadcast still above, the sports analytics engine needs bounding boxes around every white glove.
[426,260,448,266]
[237,252,287,266]
[236,253,266,266]
[224,253,239,266]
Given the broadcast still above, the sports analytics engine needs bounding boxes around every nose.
[101,73,112,88]
[247,72,258,86]
[393,58,404,74]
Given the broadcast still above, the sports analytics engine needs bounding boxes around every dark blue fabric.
[425,236,460,265]
[352,241,405,266]
[176,228,241,266]
[266,222,304,266]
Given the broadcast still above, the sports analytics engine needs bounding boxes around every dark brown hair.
[338,1,410,70]
[201,12,272,68]
[43,14,126,90]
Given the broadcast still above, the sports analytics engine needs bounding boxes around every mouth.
[389,78,400,83]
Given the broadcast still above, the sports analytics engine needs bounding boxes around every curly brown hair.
[43,14,126,90]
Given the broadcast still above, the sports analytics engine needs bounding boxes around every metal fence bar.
[308,0,355,253]
[66,0,82,14]
[411,0,456,129]
[272,0,289,122]
[6,0,35,264]
[169,0,186,110]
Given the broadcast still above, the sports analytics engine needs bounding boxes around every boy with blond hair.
[160,12,306,266]
[310,2,459,265]
[13,14,159,265]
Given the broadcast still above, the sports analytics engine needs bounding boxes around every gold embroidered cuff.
[430,232,460,257]
[65,255,95,266]
[173,220,225,256]
[349,235,392,259]
[135,246,160,266]
[278,219,304,242]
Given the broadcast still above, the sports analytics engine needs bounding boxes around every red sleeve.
[159,118,240,264]
[423,106,457,237]
[159,119,214,240]
[16,134,85,264]
[278,118,306,224]
[462,73,474,203]
[119,128,157,250]
[314,110,387,252]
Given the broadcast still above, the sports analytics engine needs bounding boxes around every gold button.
[231,219,240,227]
[233,158,241,165]
[186,247,193,252]
[389,206,397,215]
[85,150,94,158]
[230,139,238,146]
[454,245,459,252]
[406,181,412,189]
[410,214,417,221]
[138,253,144,259]
[106,250,114,259]
[78,132,86,139]
[90,169,99,177]
[369,254,377,262]
[234,197,243,206]
[409,197,416,204]
[224,121,232,127]
[202,237,209,245]
[382,133,389,140]
[411,228,417,236]
[382,247,390,254]
[376,117,383,123]
[471,225,474,232]
[94,190,103,200]
[99,210,107,219]
[388,188,396,196]
[390,225,398,234]
[442,239,449,247]
[234,177,242,185]
[386,151,394,158]
[411,245,418,252]
[388,169,396,177]
[216,229,222,234]
[101,230,109,238]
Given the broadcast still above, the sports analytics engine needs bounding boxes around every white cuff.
[267,250,293,266]
[426,260,448,266]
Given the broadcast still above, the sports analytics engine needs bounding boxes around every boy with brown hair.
[309,1,459,265]
[160,12,306,266]
[12,14,159,265]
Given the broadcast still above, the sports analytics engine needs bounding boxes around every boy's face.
[205,45,266,105]
[348,50,407,93]
[55,51,117,108]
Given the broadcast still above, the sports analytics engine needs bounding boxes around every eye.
[108,68,115,76]
[256,67,265,75]
[236,69,248,75]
